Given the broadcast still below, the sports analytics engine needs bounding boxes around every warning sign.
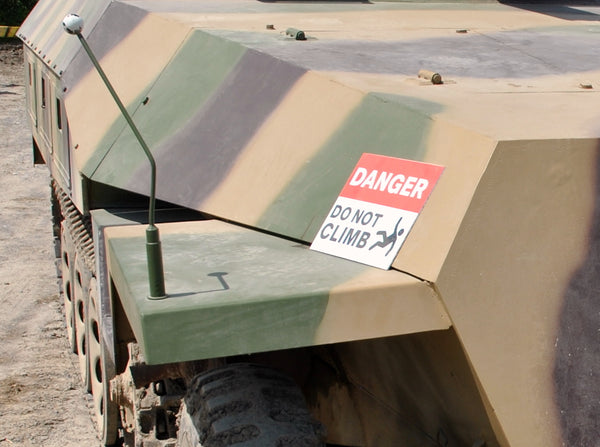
[311,153,444,269]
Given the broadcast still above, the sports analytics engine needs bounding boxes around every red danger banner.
[340,153,444,213]
[311,153,444,269]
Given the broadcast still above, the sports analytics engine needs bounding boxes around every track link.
[52,181,94,271]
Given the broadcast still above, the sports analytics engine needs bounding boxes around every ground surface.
[0,40,99,446]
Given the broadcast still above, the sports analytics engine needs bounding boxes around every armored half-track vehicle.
[18,1,600,446]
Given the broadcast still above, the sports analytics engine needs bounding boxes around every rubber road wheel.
[178,364,325,447]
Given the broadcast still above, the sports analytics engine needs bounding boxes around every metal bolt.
[153,380,166,396]
[418,69,443,85]
[286,28,306,41]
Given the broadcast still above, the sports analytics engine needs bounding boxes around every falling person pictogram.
[369,217,405,256]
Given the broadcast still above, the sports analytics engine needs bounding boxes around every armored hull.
[19,1,600,445]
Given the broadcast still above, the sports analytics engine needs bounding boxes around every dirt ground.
[0,41,99,446]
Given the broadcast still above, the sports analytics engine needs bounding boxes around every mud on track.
[0,40,98,446]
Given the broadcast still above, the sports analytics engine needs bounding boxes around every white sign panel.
[311,153,444,269]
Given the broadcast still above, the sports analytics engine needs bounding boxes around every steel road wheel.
[60,226,77,354]
[88,277,120,446]
[73,253,91,391]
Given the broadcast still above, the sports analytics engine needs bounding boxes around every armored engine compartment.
[18,1,600,446]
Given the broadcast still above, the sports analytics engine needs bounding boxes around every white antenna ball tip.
[62,14,84,35]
